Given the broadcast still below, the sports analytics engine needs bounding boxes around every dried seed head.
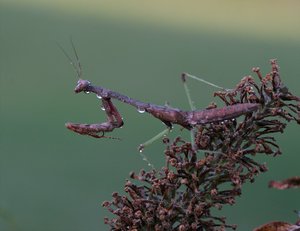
[103,60,300,230]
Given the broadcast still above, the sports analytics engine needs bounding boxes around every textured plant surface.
[100,60,300,231]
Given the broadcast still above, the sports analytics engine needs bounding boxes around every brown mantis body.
[61,41,259,139]
[65,79,259,138]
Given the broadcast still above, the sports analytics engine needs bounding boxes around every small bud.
[180,178,188,185]
[102,201,110,207]
[179,224,187,231]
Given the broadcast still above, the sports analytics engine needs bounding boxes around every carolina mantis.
[66,78,259,134]
[61,41,260,147]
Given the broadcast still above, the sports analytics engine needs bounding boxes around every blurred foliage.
[0,1,300,230]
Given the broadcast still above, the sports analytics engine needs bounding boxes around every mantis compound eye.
[74,79,91,93]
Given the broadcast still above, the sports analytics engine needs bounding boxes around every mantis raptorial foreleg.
[65,97,123,140]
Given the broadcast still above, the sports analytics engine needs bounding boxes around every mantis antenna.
[57,39,82,79]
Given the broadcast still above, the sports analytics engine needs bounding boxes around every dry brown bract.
[269,176,300,190]
[253,221,300,231]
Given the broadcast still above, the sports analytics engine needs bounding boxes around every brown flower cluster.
[102,60,300,230]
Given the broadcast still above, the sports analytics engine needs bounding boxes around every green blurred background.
[1,1,300,230]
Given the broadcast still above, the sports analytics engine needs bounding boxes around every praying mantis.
[66,79,259,135]
[62,41,260,148]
